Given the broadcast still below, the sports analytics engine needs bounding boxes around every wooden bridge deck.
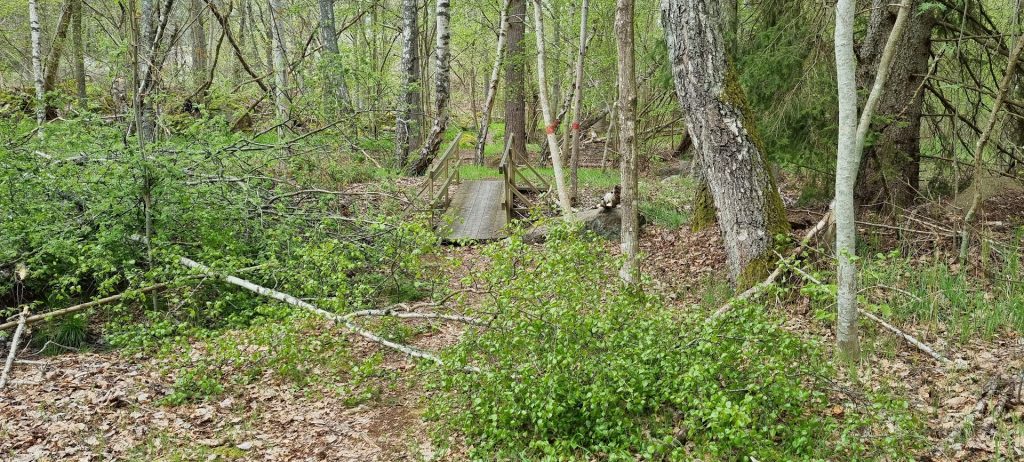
[442,179,507,242]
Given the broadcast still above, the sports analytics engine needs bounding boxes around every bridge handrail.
[417,130,465,208]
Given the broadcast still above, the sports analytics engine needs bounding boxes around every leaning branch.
[0,283,171,331]
[0,307,30,389]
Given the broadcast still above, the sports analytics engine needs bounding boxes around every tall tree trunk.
[661,0,789,288]
[568,0,590,204]
[43,0,73,119]
[505,0,527,162]
[319,0,352,113]
[855,0,936,208]
[268,0,289,137]
[408,0,453,175]
[833,0,861,364]
[835,0,911,363]
[29,0,45,128]
[616,0,638,283]
[396,0,422,167]
[71,0,86,105]
[474,0,511,165]
[531,0,572,213]
[190,0,208,89]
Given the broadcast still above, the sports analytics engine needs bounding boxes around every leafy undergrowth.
[431,223,925,460]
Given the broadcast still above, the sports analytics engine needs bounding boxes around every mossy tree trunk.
[661,0,789,288]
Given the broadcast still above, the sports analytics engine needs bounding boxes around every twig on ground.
[941,378,1001,452]
[0,307,30,389]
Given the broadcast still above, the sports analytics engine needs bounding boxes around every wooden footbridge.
[417,133,549,242]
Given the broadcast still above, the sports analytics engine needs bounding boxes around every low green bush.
[433,223,923,460]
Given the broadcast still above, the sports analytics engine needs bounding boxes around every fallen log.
[0,283,171,331]
[0,307,30,389]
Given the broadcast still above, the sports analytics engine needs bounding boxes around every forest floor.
[2,176,1023,461]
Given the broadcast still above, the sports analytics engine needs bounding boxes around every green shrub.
[433,224,923,460]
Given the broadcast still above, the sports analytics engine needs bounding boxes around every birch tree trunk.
[395,0,422,167]
[661,0,788,287]
[531,0,572,214]
[616,0,638,283]
[28,0,45,127]
[319,0,352,113]
[833,0,860,363]
[190,0,208,89]
[474,0,511,165]
[834,0,911,362]
[568,0,590,203]
[71,0,86,105]
[408,0,453,176]
[505,0,527,162]
[268,0,289,137]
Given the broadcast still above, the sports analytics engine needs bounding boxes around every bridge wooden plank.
[443,179,507,242]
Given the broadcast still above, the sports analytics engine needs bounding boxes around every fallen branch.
[857,310,951,365]
[0,283,172,331]
[344,309,486,326]
[167,253,479,372]
[778,251,952,365]
[0,307,30,389]
[711,211,832,319]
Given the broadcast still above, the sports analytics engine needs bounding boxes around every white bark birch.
[29,0,45,127]
[395,0,422,167]
[408,0,453,175]
[531,0,572,214]
[474,0,512,165]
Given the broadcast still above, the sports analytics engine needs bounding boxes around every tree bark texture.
[474,0,511,165]
[855,0,936,208]
[616,0,638,283]
[833,0,861,363]
[29,0,45,127]
[395,0,422,167]
[505,0,527,162]
[409,0,453,176]
[661,0,789,287]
